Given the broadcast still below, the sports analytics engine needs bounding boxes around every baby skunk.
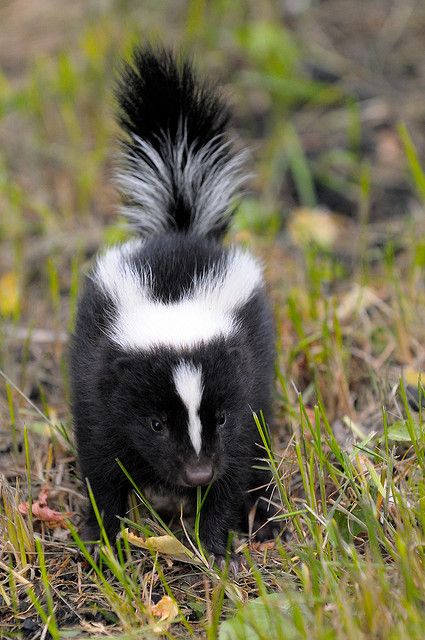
[70,46,276,564]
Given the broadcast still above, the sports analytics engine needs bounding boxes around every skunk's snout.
[183,462,214,487]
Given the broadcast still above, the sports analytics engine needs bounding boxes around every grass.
[2,1,425,638]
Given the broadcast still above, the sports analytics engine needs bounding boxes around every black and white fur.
[70,47,276,564]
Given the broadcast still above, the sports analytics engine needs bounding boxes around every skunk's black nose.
[183,462,214,486]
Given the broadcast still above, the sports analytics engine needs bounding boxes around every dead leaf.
[18,485,71,529]
[122,528,200,564]
[403,366,423,387]
[79,620,109,635]
[288,207,351,250]
[250,540,276,552]
[149,595,179,633]
[0,271,19,316]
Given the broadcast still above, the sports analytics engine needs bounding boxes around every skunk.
[70,46,276,565]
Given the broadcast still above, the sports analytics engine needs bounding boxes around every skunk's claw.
[211,553,245,576]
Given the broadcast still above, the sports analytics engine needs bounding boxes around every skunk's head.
[92,240,265,487]
[104,338,250,488]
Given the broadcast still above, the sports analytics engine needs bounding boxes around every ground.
[1,1,425,639]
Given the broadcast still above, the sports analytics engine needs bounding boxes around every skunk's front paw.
[210,552,245,576]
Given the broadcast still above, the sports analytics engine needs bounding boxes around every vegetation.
[1,1,425,638]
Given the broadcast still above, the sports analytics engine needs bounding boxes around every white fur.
[173,361,204,455]
[94,239,149,308]
[115,128,248,236]
[93,241,263,352]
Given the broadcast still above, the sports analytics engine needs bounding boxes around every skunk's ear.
[110,356,133,379]
[109,354,152,382]
[97,354,133,397]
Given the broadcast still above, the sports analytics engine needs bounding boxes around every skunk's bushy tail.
[115,46,247,238]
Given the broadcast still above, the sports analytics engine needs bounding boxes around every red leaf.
[18,486,71,529]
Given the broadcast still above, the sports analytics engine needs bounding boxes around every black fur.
[115,45,239,237]
[70,47,276,562]
[116,46,229,153]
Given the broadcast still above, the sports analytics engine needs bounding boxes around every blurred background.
[1,0,425,427]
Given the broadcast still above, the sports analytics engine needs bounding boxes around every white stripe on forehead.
[173,362,203,455]
[94,240,263,351]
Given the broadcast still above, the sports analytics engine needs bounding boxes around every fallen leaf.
[149,595,179,633]
[122,528,200,564]
[403,366,423,387]
[18,485,71,529]
[79,620,109,635]
[402,367,425,411]
[249,540,276,552]
[288,207,351,250]
[0,271,19,316]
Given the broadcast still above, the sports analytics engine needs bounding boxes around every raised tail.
[115,46,247,238]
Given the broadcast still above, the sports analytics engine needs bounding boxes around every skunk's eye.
[216,410,227,427]
[151,418,165,433]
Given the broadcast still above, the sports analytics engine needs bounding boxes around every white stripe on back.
[94,241,263,352]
